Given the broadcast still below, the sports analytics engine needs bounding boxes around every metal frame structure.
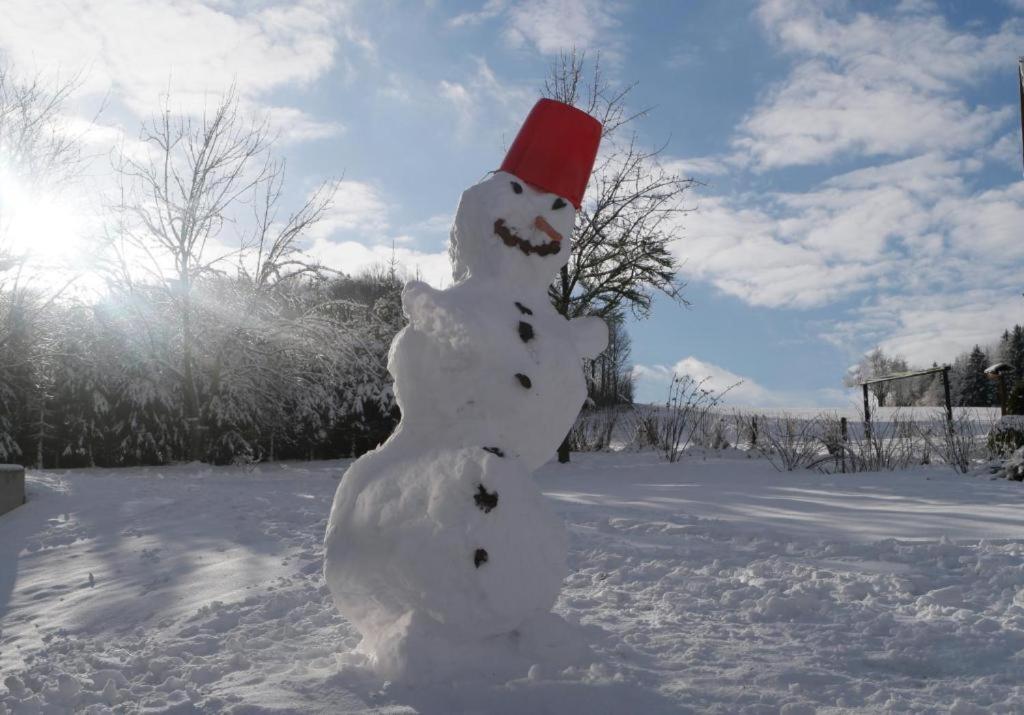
[859,365,953,438]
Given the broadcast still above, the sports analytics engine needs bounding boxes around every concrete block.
[0,464,26,516]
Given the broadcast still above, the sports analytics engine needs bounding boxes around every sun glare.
[0,168,87,265]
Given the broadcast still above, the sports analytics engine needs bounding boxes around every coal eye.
[552,197,567,210]
[510,181,523,194]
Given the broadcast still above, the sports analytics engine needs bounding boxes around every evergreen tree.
[1004,325,1024,377]
[958,345,993,406]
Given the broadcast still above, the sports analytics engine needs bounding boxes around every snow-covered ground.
[2,452,1024,713]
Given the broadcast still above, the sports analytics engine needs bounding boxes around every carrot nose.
[534,215,562,242]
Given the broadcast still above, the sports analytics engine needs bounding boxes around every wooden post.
[942,366,953,426]
[862,383,872,440]
[557,434,571,463]
[997,374,1008,417]
[0,464,26,516]
[840,417,848,474]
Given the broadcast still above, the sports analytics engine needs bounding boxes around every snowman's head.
[447,99,601,294]
[449,170,575,292]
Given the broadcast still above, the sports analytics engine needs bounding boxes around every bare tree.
[0,67,82,203]
[0,66,87,464]
[107,88,337,459]
[0,66,85,293]
[543,49,694,321]
[843,347,911,407]
[542,50,694,461]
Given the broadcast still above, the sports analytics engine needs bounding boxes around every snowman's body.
[325,133,605,675]
[393,279,602,470]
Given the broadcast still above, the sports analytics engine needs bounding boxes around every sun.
[0,167,87,264]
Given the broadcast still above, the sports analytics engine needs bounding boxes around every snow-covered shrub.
[987,416,1024,458]
[844,410,920,472]
[569,408,621,452]
[693,411,730,450]
[626,405,661,451]
[913,409,987,474]
[754,414,826,472]
[939,410,984,474]
[733,411,763,450]
[0,266,406,467]
[659,375,736,463]
[1000,446,1024,481]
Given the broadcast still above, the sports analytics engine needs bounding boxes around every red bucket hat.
[499,99,602,210]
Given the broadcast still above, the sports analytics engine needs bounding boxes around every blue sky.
[2,0,1022,406]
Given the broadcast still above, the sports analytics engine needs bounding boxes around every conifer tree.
[958,345,993,406]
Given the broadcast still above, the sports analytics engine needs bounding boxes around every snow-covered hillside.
[2,453,1024,713]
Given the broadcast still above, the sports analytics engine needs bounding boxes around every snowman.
[323,99,606,677]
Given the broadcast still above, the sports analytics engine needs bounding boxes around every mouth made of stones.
[493,219,562,257]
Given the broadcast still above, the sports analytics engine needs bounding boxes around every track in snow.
[2,453,1023,713]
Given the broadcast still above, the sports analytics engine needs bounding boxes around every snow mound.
[1000,446,1024,481]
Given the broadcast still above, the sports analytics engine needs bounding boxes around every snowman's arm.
[569,315,608,359]
[401,280,448,329]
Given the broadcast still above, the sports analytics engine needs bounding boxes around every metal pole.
[1018,57,1023,175]
[862,383,872,441]
[942,366,953,426]
[840,416,848,474]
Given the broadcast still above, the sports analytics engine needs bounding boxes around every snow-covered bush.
[659,375,735,462]
[936,410,981,474]
[568,408,621,452]
[1000,446,1024,481]
[624,405,661,451]
[692,411,731,450]
[912,410,990,474]
[987,416,1024,458]
[0,268,406,468]
[733,411,764,450]
[753,414,826,472]
[844,410,921,472]
[818,413,846,460]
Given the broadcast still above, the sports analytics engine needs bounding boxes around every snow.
[1001,446,1024,481]
[4,452,1024,713]
[324,169,608,677]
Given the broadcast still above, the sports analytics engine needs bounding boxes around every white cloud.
[449,0,622,56]
[0,0,356,131]
[667,4,1024,326]
[734,0,1022,169]
[448,0,507,28]
[304,238,450,287]
[634,356,796,407]
[437,58,535,141]
[439,80,476,138]
[402,213,454,237]
[674,190,878,309]
[822,290,1019,367]
[263,106,344,144]
[303,183,453,286]
[633,356,858,407]
[674,149,1024,373]
[663,156,733,178]
[309,181,392,241]
[504,0,620,54]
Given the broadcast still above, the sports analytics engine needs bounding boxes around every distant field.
[680,405,1003,421]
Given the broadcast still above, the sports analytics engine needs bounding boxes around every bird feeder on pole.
[985,363,1015,416]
